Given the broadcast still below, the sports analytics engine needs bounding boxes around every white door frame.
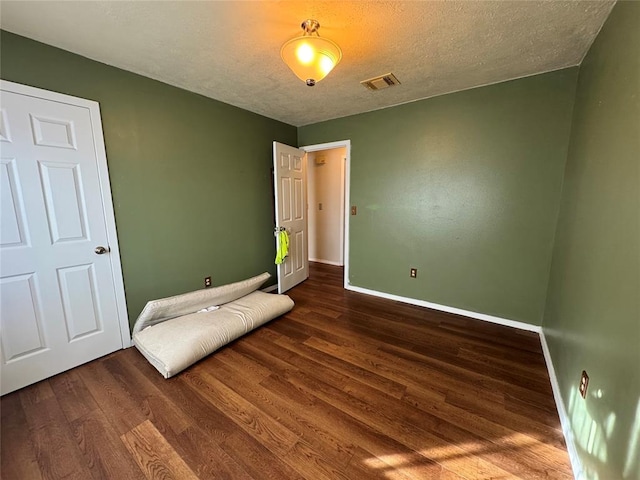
[300,140,351,289]
[1,80,130,347]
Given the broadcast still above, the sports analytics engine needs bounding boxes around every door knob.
[95,246,110,255]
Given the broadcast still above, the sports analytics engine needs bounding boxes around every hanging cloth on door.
[275,229,289,265]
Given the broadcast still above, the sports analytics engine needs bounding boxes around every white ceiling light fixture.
[281,19,342,87]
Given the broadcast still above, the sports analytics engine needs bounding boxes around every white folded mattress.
[133,290,294,378]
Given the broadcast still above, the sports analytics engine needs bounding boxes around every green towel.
[275,230,289,265]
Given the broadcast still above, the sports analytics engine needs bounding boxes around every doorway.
[301,140,351,289]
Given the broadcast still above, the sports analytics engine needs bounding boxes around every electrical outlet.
[351,206,357,215]
[410,268,417,278]
[579,370,589,399]
[204,276,212,288]
[319,202,323,210]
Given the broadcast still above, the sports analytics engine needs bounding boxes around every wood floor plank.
[17,379,55,408]
[260,372,439,463]
[1,262,572,479]
[121,419,199,480]
[232,340,301,378]
[245,330,352,389]
[70,408,146,480]
[377,342,508,405]
[228,346,452,478]
[346,378,539,479]
[75,358,148,436]
[261,373,455,479]
[19,388,94,479]
[124,348,241,442]
[282,359,515,479]
[181,369,299,457]
[346,378,571,479]
[274,330,407,399]
[206,354,355,469]
[347,445,461,480]
[220,431,304,480]
[284,440,354,480]
[444,388,566,445]
[0,392,43,480]
[214,346,273,382]
[409,343,555,404]
[49,369,99,423]
[102,354,193,437]
[174,425,254,480]
[403,385,569,461]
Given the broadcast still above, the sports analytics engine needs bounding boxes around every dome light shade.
[281,19,342,86]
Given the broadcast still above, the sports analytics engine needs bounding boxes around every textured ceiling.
[1,1,615,127]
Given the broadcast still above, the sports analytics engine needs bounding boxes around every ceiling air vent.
[360,73,401,91]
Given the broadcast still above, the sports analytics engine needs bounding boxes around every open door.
[273,142,308,293]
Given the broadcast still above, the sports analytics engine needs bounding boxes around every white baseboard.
[344,284,542,333]
[262,284,278,293]
[540,330,584,480]
[309,258,344,267]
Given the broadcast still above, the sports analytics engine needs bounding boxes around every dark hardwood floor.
[1,262,573,479]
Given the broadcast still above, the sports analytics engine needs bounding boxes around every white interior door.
[0,81,127,395]
[273,141,308,293]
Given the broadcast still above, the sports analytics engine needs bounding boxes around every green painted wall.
[542,2,640,479]
[0,31,297,329]
[299,70,578,325]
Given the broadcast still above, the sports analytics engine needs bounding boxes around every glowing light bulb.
[296,43,315,65]
[319,55,335,75]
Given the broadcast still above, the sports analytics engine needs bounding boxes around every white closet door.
[0,82,127,395]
